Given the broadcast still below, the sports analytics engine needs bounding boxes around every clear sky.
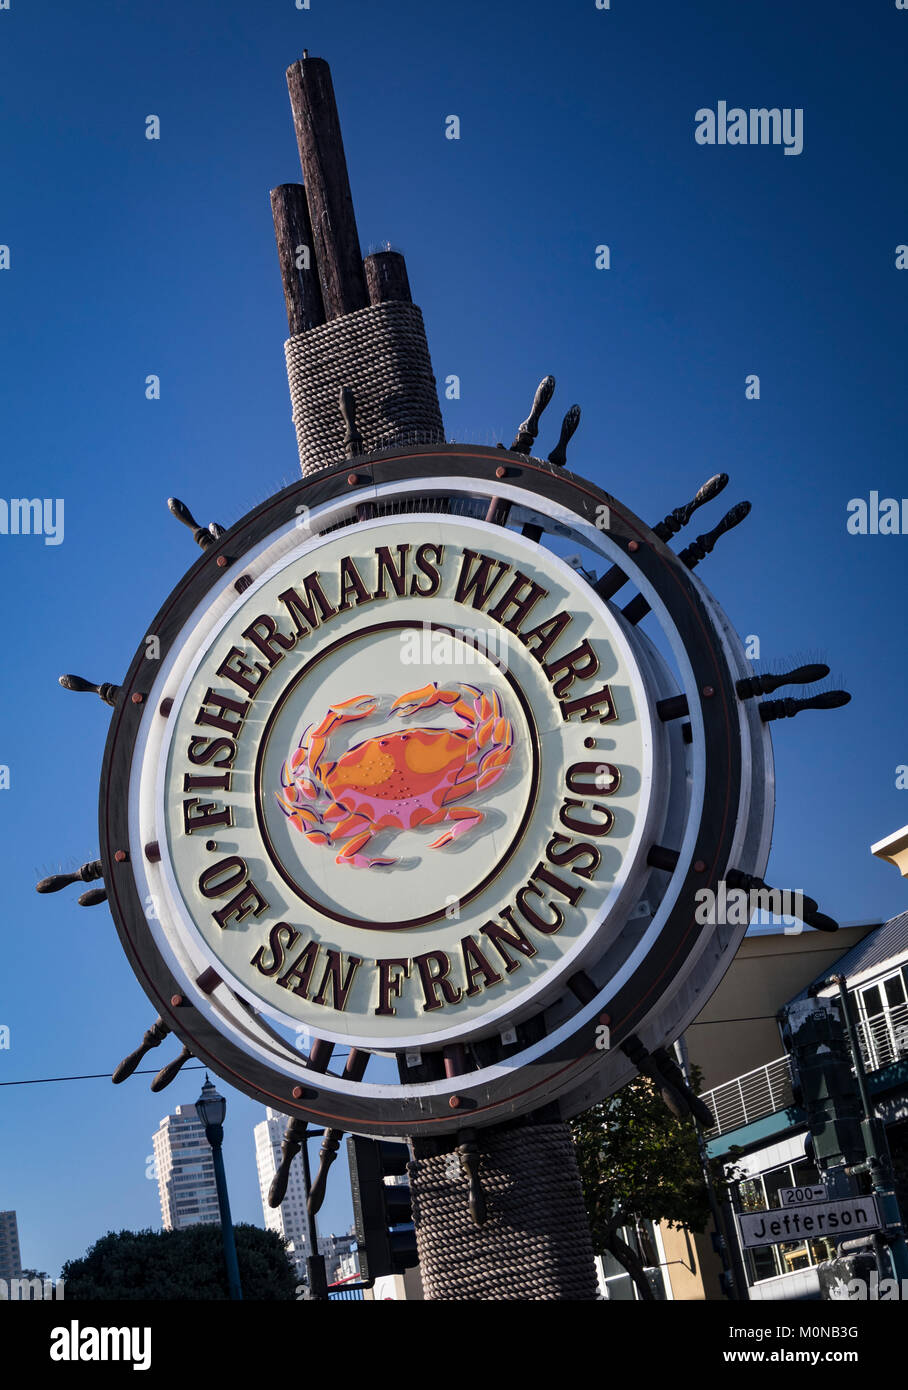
[1,0,907,1280]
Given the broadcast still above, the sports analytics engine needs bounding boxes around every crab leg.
[335,829,397,870]
[303,694,377,783]
[329,812,372,842]
[428,806,483,849]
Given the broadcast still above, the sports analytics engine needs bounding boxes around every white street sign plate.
[778,1184,828,1207]
[737,1195,881,1249]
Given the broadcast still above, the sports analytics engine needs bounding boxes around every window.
[597,1219,670,1300]
[853,968,908,1070]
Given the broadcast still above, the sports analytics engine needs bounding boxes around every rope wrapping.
[409,1123,600,1301]
[284,301,445,474]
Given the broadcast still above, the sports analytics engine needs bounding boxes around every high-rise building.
[152,1103,221,1231]
[254,1109,309,1275]
[0,1211,22,1280]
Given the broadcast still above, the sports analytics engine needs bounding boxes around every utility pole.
[781,985,908,1291]
[676,1036,742,1300]
[831,975,908,1280]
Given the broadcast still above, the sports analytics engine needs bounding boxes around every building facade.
[254,1108,311,1275]
[687,903,908,1300]
[152,1103,220,1231]
[254,1110,360,1284]
[0,1211,22,1281]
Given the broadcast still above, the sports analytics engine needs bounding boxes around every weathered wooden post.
[274,54,444,475]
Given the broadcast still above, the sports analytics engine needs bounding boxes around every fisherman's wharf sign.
[147,514,659,1049]
[100,449,772,1133]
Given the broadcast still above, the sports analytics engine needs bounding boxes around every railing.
[701,999,908,1140]
[701,1056,794,1138]
[854,1000,908,1073]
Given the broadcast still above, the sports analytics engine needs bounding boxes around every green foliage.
[60,1223,298,1300]
[570,1073,718,1255]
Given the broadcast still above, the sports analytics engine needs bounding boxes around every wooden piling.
[364,249,412,305]
[286,56,369,319]
[270,183,326,335]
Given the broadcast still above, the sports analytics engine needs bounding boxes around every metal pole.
[676,1036,740,1299]
[833,976,908,1279]
[204,1124,243,1301]
[301,1130,329,1300]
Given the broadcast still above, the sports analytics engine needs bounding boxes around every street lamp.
[196,1076,243,1301]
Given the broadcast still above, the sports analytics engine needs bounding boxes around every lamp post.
[300,1128,329,1301]
[196,1077,243,1301]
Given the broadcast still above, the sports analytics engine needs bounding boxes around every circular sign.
[100,447,773,1135]
[147,515,661,1050]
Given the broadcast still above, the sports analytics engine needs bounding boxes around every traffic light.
[347,1136,418,1281]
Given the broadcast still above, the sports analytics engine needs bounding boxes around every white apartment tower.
[152,1103,221,1231]
[254,1108,309,1274]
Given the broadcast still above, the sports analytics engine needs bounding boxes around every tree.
[570,1073,726,1300]
[61,1224,298,1300]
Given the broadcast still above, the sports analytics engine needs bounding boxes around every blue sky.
[2,0,907,1279]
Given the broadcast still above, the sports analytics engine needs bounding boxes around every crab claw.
[331,694,378,724]
[392,683,460,716]
[391,684,436,716]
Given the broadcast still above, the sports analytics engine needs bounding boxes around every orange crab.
[276,682,515,868]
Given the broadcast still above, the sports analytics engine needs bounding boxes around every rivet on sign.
[216,556,229,568]
[159,698,173,717]
[131,692,144,705]
[599,1012,611,1028]
[170,994,183,1008]
[205,840,218,852]
[347,473,359,486]
[628,540,639,553]
[144,841,161,863]
[694,860,706,873]
[584,737,596,749]
[702,686,715,698]
[495,466,506,479]
[292,1086,304,1100]
[114,850,128,864]
[449,1095,462,1109]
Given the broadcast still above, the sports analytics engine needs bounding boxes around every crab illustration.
[275,682,515,868]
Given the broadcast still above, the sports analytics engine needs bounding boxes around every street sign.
[778,1184,828,1207]
[737,1195,882,1249]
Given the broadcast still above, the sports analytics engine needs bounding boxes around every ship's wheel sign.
[93,447,788,1134]
[151,512,658,1050]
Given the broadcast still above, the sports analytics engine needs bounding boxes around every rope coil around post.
[284,300,445,475]
[408,1123,600,1301]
